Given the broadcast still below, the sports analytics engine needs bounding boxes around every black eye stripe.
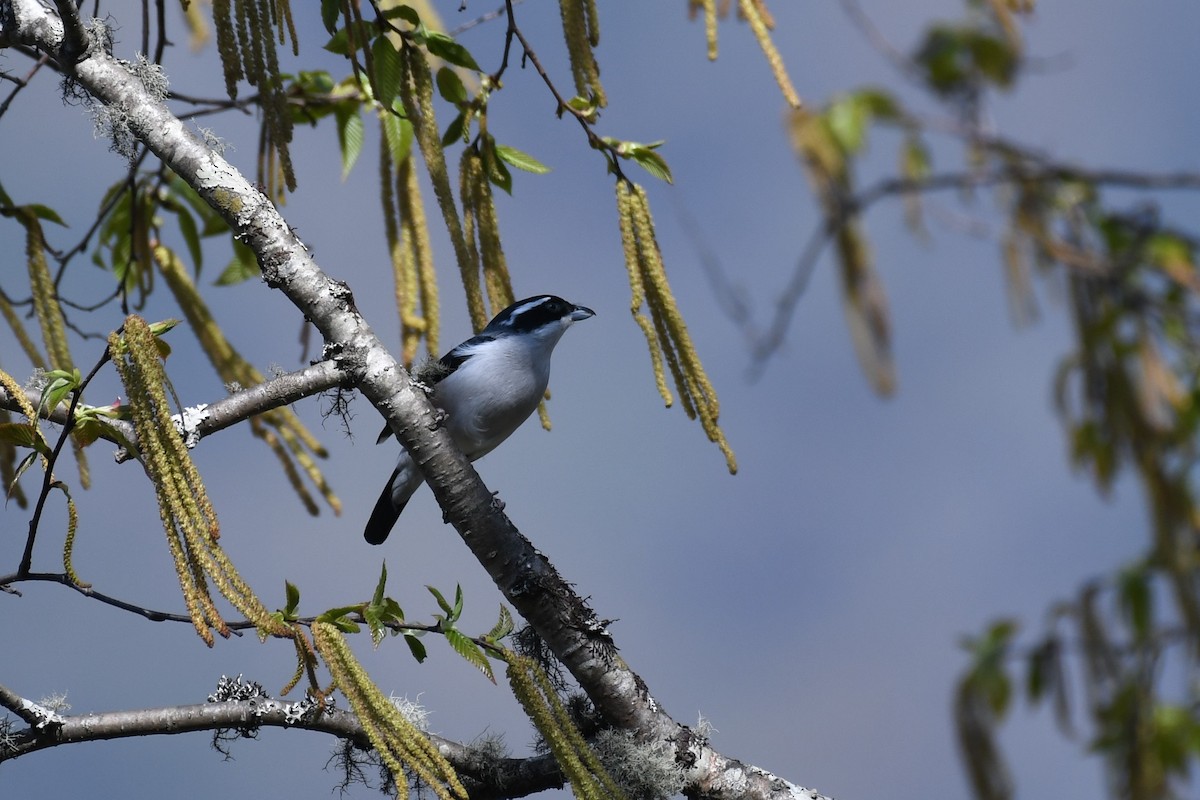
[487,295,570,334]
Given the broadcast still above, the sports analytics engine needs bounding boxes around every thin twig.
[17,346,111,577]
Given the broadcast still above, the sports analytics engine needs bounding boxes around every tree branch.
[0,682,567,797]
[0,360,351,461]
[1,3,827,797]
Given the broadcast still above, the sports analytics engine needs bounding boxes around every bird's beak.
[569,305,596,322]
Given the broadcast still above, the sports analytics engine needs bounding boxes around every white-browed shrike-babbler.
[364,295,595,544]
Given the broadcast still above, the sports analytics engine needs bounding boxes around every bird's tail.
[364,467,405,545]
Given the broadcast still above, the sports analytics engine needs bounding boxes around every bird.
[364,295,595,544]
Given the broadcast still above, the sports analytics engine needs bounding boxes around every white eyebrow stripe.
[501,297,549,324]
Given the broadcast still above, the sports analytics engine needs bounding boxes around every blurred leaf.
[320,0,340,33]
[381,107,414,165]
[436,66,468,104]
[215,240,260,286]
[441,111,467,147]
[25,204,67,227]
[422,32,481,72]
[336,107,365,180]
[1117,562,1153,642]
[0,423,45,452]
[495,144,551,174]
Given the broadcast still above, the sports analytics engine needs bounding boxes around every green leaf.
[440,112,467,148]
[0,423,43,450]
[27,204,67,227]
[436,66,468,104]
[336,107,365,180]
[427,584,454,617]
[486,605,514,642]
[444,628,495,683]
[371,36,403,110]
[372,561,389,607]
[495,144,551,175]
[487,151,513,195]
[422,32,481,72]
[323,20,373,57]
[381,108,414,165]
[630,146,673,184]
[39,369,80,416]
[173,205,203,275]
[12,451,39,491]
[215,240,260,286]
[404,632,427,662]
[320,0,340,33]
[383,4,421,27]
[827,95,871,155]
[1117,563,1153,641]
[284,580,301,617]
[70,417,104,447]
[317,605,363,633]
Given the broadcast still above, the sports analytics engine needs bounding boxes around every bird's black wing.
[374,333,497,445]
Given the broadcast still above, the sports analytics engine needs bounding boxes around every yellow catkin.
[153,246,339,513]
[458,149,485,313]
[58,482,86,586]
[380,128,414,364]
[616,183,674,406]
[504,653,625,800]
[558,0,606,107]
[738,0,800,109]
[313,622,467,800]
[212,0,243,97]
[400,43,486,330]
[474,153,516,315]
[180,0,211,51]
[616,184,737,474]
[0,291,46,368]
[400,152,440,359]
[702,0,719,59]
[23,214,72,372]
[112,318,289,642]
[23,211,90,488]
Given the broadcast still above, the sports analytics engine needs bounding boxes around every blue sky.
[3,1,1199,798]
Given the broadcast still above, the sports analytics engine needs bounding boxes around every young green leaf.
[427,584,454,618]
[372,561,389,607]
[317,605,363,633]
[404,632,428,662]
[486,605,514,642]
[444,628,496,683]
[630,146,673,184]
[284,580,301,617]
[495,144,551,175]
